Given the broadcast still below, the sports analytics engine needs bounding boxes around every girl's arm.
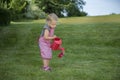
[44,29,56,40]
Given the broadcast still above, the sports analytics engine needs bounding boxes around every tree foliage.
[0,0,11,26]
[35,0,87,17]
[0,0,27,21]
[0,0,87,25]
[24,0,46,19]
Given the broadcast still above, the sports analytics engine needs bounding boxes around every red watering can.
[51,37,65,58]
[51,37,62,50]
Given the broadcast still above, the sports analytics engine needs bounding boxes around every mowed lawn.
[0,15,120,80]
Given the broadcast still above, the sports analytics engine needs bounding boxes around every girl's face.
[48,20,57,28]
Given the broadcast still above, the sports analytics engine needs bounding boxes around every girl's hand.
[53,35,57,39]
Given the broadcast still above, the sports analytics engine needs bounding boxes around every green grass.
[0,15,120,80]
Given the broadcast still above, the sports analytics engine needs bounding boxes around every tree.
[35,0,87,17]
[35,0,64,17]
[65,0,87,17]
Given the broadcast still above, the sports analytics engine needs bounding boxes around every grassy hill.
[0,15,120,80]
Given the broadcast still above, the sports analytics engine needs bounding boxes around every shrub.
[0,8,11,26]
[79,11,88,16]
[10,9,24,21]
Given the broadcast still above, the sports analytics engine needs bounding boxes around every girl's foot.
[42,66,51,71]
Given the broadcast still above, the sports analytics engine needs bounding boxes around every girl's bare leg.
[43,59,50,67]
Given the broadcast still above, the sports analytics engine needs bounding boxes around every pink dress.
[38,24,54,60]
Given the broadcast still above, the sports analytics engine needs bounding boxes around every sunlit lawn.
[0,15,120,80]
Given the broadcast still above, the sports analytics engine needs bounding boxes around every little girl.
[38,13,58,71]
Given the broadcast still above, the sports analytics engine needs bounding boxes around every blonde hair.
[46,13,58,22]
